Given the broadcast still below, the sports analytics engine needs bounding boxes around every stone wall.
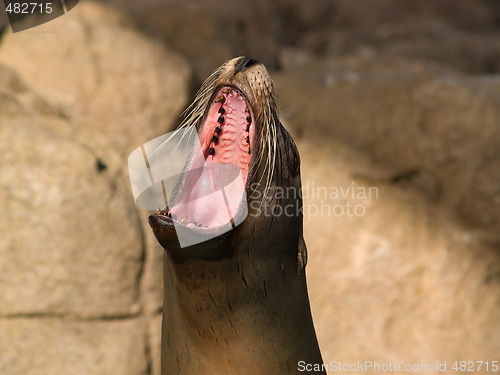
[0,3,190,375]
[1,1,499,374]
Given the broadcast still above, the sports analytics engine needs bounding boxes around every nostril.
[235,57,259,72]
[244,57,258,68]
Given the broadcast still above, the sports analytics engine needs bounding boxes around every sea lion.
[149,56,325,375]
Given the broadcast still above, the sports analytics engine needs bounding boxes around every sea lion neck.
[161,227,324,375]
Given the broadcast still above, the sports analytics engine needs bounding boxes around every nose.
[235,56,260,72]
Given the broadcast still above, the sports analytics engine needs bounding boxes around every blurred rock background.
[0,1,499,374]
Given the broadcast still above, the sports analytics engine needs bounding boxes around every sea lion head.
[149,56,305,270]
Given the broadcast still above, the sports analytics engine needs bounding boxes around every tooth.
[246,124,250,132]
[245,106,249,113]
[246,116,252,123]
[218,116,224,124]
[246,136,250,144]
[211,135,219,143]
[215,95,225,103]
[214,125,222,134]
[248,148,251,155]
[218,107,225,114]
[223,88,231,94]
[209,148,215,155]
[180,216,188,223]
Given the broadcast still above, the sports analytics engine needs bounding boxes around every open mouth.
[154,86,255,233]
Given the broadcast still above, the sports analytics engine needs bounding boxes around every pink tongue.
[170,163,245,228]
[170,88,253,229]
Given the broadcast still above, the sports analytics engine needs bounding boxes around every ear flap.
[297,235,308,276]
[288,135,301,178]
